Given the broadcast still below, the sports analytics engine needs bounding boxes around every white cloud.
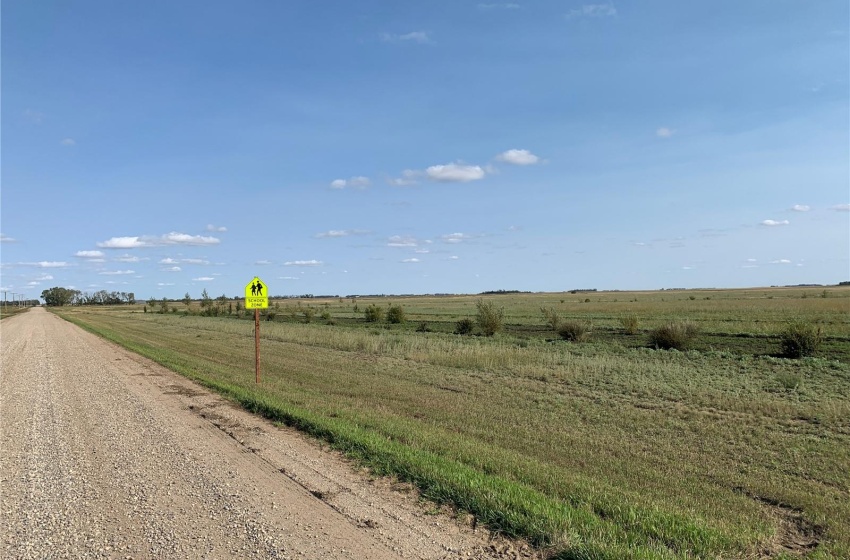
[115,254,145,263]
[656,127,674,138]
[161,232,220,246]
[159,258,180,264]
[388,169,421,187]
[414,249,430,254]
[770,259,792,264]
[35,274,54,281]
[24,109,45,124]
[99,270,135,275]
[97,236,148,249]
[388,235,418,247]
[316,229,369,238]
[791,204,810,212]
[0,233,15,243]
[255,260,272,265]
[330,176,371,189]
[284,260,323,266]
[833,203,850,212]
[75,250,105,258]
[279,276,299,280]
[97,232,220,248]
[441,233,473,244]
[380,31,431,44]
[36,261,69,268]
[182,258,210,265]
[478,3,520,9]
[746,258,757,262]
[164,266,182,272]
[760,219,790,227]
[317,230,350,238]
[567,3,617,18]
[193,277,215,282]
[682,266,694,270]
[495,149,540,165]
[401,258,421,263]
[449,255,460,260]
[426,163,486,182]
[206,224,227,232]
[157,282,175,286]
[61,138,76,146]
[28,281,41,286]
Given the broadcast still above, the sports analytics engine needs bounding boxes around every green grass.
[51,288,850,558]
[0,306,32,320]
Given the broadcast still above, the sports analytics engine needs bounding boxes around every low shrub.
[476,299,504,337]
[649,320,699,350]
[416,321,430,332]
[779,321,823,358]
[620,314,640,335]
[364,304,384,323]
[558,321,589,342]
[302,307,315,323]
[540,307,561,331]
[455,318,474,335]
[387,304,406,324]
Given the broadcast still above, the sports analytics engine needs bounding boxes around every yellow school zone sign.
[244,277,268,309]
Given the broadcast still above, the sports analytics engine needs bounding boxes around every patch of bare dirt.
[733,487,823,558]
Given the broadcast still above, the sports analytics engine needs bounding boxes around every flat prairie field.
[54,286,849,559]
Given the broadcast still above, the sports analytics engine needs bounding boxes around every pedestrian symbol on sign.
[251,281,264,297]
[244,277,269,309]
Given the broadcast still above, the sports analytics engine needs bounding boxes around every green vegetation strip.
[56,308,850,559]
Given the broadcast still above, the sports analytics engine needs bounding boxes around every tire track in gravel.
[1,308,538,560]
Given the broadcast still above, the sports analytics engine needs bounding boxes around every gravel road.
[1,308,537,560]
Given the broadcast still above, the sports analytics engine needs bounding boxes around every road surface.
[1,308,535,559]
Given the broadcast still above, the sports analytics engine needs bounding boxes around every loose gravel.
[1,309,539,560]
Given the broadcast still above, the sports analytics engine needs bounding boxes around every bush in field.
[476,299,504,337]
[386,304,406,324]
[454,318,474,335]
[779,321,823,358]
[302,307,315,323]
[540,307,561,331]
[620,314,640,335]
[416,321,430,332]
[320,310,332,322]
[364,304,384,323]
[649,320,699,350]
[558,321,589,342]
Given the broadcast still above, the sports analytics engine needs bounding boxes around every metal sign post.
[244,277,269,384]
[254,307,260,383]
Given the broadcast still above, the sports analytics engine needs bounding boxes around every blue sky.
[2,1,848,300]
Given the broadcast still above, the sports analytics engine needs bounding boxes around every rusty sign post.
[244,277,269,383]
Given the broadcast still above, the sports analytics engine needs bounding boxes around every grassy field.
[54,287,849,559]
[0,306,31,320]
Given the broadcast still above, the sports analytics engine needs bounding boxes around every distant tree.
[200,289,212,314]
[386,304,405,324]
[476,299,504,336]
[159,297,169,314]
[216,294,228,315]
[540,307,561,331]
[364,304,384,322]
[182,292,192,310]
[40,287,80,306]
[147,296,157,309]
